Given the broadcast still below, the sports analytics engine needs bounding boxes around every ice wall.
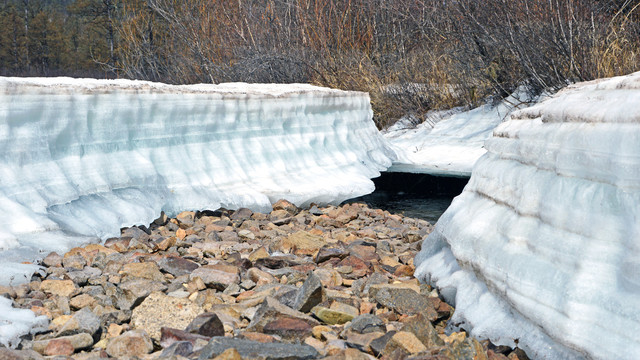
[415,72,640,359]
[384,92,534,177]
[0,77,394,286]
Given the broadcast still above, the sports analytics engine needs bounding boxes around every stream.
[345,172,469,224]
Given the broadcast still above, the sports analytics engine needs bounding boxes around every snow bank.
[415,72,640,359]
[0,77,394,346]
[385,92,534,177]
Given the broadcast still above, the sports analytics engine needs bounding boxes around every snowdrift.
[0,77,395,347]
[384,92,534,177]
[0,77,394,285]
[415,72,640,359]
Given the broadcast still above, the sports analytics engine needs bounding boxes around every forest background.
[1,0,639,128]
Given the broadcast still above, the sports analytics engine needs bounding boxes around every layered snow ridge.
[415,72,640,359]
[384,92,534,177]
[0,77,394,286]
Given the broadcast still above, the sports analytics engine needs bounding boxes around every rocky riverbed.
[0,201,529,360]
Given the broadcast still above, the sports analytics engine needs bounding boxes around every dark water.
[345,172,469,224]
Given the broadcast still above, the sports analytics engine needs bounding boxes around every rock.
[197,337,319,360]
[190,266,240,290]
[0,348,44,360]
[311,303,357,325]
[313,268,343,288]
[131,291,203,340]
[105,329,153,358]
[315,246,348,263]
[185,313,225,337]
[176,211,196,227]
[248,296,319,332]
[55,307,101,339]
[32,333,94,355]
[120,261,165,282]
[44,338,75,356]
[272,199,299,214]
[160,327,211,348]
[401,313,444,349]
[43,252,63,267]
[440,338,488,360]
[69,293,97,310]
[248,246,270,262]
[213,347,243,360]
[160,341,195,358]
[342,330,385,354]
[326,348,375,360]
[247,267,277,286]
[292,272,324,313]
[281,231,326,255]
[262,317,314,341]
[63,254,87,270]
[230,208,253,222]
[369,331,396,356]
[337,256,370,279]
[117,278,168,310]
[382,331,427,356]
[369,284,438,321]
[239,332,279,343]
[348,314,386,334]
[40,279,76,297]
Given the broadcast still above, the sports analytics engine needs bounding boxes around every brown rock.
[263,317,314,341]
[160,327,211,349]
[40,280,76,297]
[281,231,326,255]
[248,246,270,262]
[105,329,153,358]
[69,293,96,310]
[337,256,371,279]
[32,333,93,355]
[248,297,319,332]
[247,267,277,286]
[239,332,278,343]
[44,338,75,356]
[213,348,243,360]
[272,199,299,214]
[401,313,444,349]
[383,331,427,355]
[43,252,63,267]
[120,261,165,282]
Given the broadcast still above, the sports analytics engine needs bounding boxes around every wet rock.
[185,313,225,337]
[105,329,153,358]
[131,291,203,340]
[197,337,319,360]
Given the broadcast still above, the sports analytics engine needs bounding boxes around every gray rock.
[230,208,253,222]
[293,273,324,313]
[190,266,240,290]
[55,307,100,339]
[248,297,319,332]
[401,313,444,349]
[185,313,225,337]
[160,341,194,358]
[32,333,94,355]
[117,278,168,310]
[159,256,200,277]
[369,285,437,320]
[348,314,386,334]
[197,337,318,360]
[369,331,397,356]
